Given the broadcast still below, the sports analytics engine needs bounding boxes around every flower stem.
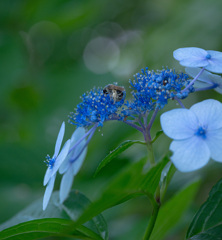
[146,142,155,166]
[181,67,205,93]
[143,192,161,240]
[174,96,186,108]
[194,83,218,92]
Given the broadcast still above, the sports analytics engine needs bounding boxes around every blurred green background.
[1,0,222,239]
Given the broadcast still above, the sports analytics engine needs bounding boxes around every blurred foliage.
[1,0,222,239]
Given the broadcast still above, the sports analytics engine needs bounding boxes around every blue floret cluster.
[69,88,125,127]
[125,68,192,115]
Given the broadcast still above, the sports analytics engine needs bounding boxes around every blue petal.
[180,59,208,68]
[170,137,210,172]
[43,168,52,186]
[205,50,222,73]
[43,174,56,210]
[59,158,70,174]
[70,127,86,145]
[54,122,65,157]
[186,67,222,93]
[190,99,222,130]
[51,139,70,176]
[59,127,86,174]
[173,47,209,67]
[59,167,74,204]
[206,128,222,162]
[174,47,207,60]
[185,67,215,84]
[72,145,87,175]
[160,109,198,140]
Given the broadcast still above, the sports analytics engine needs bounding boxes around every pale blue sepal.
[170,137,210,172]
[59,167,74,204]
[72,146,87,175]
[160,109,198,140]
[43,167,51,186]
[59,128,86,174]
[190,99,222,130]
[205,50,222,73]
[205,128,222,162]
[43,174,56,210]
[51,139,70,176]
[185,67,222,93]
[173,47,209,67]
[54,122,65,157]
[59,159,69,174]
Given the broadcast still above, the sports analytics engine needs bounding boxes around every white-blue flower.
[185,67,222,94]
[59,127,87,203]
[173,47,222,73]
[43,122,70,210]
[160,99,222,172]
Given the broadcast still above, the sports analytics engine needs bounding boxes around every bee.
[103,84,125,103]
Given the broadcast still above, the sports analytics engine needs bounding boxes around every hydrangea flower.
[160,99,222,172]
[185,67,222,94]
[173,47,222,73]
[43,122,70,210]
[58,126,95,203]
[69,86,125,127]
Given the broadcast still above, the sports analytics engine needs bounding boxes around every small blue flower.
[160,99,222,172]
[173,47,222,73]
[43,122,70,210]
[185,67,222,94]
[69,87,125,127]
[59,125,97,203]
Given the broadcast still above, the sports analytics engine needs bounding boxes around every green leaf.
[0,190,108,240]
[94,140,146,176]
[160,163,177,200]
[151,130,163,143]
[150,181,201,240]
[71,156,169,229]
[186,178,222,240]
[0,218,104,240]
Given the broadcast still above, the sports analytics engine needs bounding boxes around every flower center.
[45,155,55,169]
[206,53,211,59]
[195,126,207,139]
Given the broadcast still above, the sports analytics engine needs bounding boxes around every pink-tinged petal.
[43,167,52,186]
[43,174,56,210]
[59,167,74,204]
[190,99,222,130]
[51,139,71,176]
[170,137,210,172]
[54,122,65,157]
[160,109,198,140]
[205,128,222,162]
[173,47,208,61]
